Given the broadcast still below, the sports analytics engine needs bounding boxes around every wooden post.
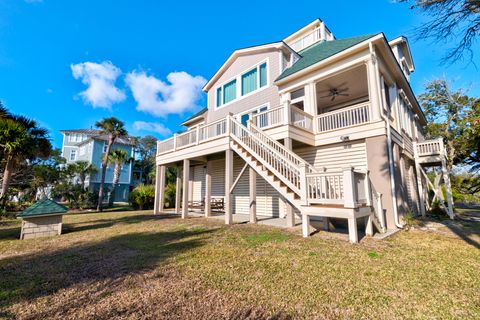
[283,100,291,126]
[441,158,454,219]
[365,215,373,237]
[348,217,359,243]
[249,167,257,223]
[413,142,426,216]
[205,160,212,217]
[302,214,310,238]
[175,166,182,214]
[299,163,308,205]
[284,138,295,227]
[182,159,190,219]
[225,149,233,224]
[154,165,165,215]
[343,167,356,208]
[366,44,382,122]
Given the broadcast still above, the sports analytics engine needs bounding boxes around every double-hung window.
[70,149,77,161]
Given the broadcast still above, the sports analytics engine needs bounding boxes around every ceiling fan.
[319,83,350,101]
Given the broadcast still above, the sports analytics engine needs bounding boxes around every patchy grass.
[0,211,479,319]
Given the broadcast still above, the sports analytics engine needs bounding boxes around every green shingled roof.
[17,198,68,218]
[276,34,379,81]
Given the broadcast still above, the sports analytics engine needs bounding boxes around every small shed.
[17,198,68,240]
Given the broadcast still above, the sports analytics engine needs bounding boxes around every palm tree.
[69,161,98,187]
[107,149,132,206]
[95,117,128,211]
[0,115,52,200]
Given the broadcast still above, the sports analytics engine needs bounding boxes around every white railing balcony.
[290,105,314,131]
[316,102,371,133]
[251,106,284,129]
[415,138,444,157]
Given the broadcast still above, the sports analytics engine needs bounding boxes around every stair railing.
[228,116,303,196]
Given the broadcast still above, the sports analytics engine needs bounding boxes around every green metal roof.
[276,34,379,81]
[17,198,68,218]
[182,107,207,124]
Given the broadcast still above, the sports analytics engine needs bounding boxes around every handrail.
[415,138,443,156]
[251,105,284,129]
[229,117,303,195]
[248,121,317,173]
[290,105,314,131]
[316,102,371,133]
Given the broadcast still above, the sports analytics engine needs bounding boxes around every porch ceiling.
[316,65,368,110]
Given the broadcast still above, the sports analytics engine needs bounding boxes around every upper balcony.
[414,138,446,165]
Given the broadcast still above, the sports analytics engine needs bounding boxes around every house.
[154,19,454,242]
[60,129,135,202]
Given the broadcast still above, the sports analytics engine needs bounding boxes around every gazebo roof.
[17,198,68,218]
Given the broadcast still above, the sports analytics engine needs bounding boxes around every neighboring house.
[154,19,453,243]
[60,129,135,202]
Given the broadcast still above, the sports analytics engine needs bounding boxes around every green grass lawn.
[0,210,479,319]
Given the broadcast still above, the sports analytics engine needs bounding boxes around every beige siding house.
[154,19,453,243]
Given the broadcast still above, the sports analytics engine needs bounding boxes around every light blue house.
[60,129,135,202]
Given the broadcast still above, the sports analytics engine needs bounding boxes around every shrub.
[129,184,155,210]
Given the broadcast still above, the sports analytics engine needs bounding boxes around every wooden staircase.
[227,116,387,239]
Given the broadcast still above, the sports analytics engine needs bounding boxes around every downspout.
[370,42,403,229]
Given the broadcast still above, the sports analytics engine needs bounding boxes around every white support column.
[175,165,182,214]
[343,167,357,209]
[225,149,233,224]
[249,167,257,224]
[205,160,212,217]
[302,214,311,238]
[304,82,317,116]
[413,142,426,216]
[366,46,382,122]
[441,158,454,219]
[348,217,359,243]
[284,138,295,227]
[154,165,165,215]
[182,159,190,219]
[365,215,374,237]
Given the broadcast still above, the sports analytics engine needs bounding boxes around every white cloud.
[71,61,126,109]
[133,121,172,137]
[125,70,206,117]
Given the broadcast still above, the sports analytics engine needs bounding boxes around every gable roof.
[203,41,299,92]
[17,198,68,218]
[275,34,379,82]
[76,134,135,147]
[60,129,101,135]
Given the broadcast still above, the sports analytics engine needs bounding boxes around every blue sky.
[0,0,478,149]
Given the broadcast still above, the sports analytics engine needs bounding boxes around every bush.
[51,183,97,210]
[129,184,155,210]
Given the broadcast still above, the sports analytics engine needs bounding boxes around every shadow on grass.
[62,214,179,234]
[0,227,216,310]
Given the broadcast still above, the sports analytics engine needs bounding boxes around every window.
[215,60,268,108]
[216,87,222,107]
[70,149,77,161]
[241,68,257,95]
[259,63,267,87]
[384,83,391,110]
[223,79,236,104]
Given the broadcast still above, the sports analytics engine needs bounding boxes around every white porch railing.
[416,138,443,156]
[251,106,284,129]
[316,102,371,133]
[306,172,344,204]
[157,137,175,154]
[290,105,314,131]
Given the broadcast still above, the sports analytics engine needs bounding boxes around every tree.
[107,149,132,206]
[95,117,128,211]
[0,114,52,201]
[132,135,157,184]
[400,0,480,63]
[68,161,98,187]
[418,79,476,170]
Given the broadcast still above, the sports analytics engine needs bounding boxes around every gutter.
[370,42,403,229]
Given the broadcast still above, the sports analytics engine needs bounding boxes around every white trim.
[235,102,271,121]
[203,42,290,91]
[214,58,270,110]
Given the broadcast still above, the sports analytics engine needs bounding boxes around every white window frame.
[70,149,77,161]
[214,58,270,110]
